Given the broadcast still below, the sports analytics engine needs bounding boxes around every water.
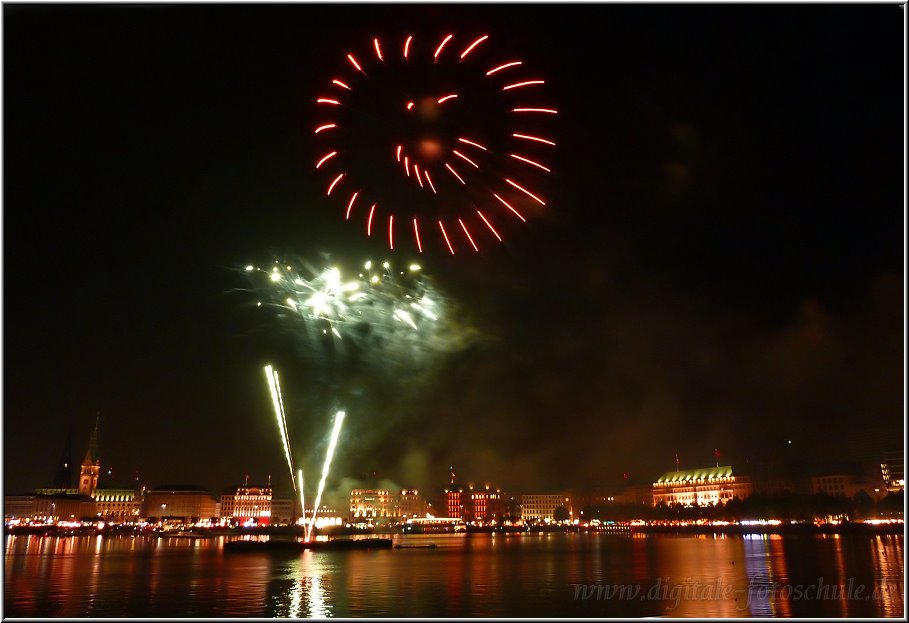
[3,532,904,617]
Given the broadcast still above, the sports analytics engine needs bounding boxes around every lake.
[3,532,903,617]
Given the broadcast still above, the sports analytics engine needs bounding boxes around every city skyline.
[22,414,903,512]
[4,5,904,498]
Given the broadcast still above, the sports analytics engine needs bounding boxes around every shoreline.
[5,522,903,538]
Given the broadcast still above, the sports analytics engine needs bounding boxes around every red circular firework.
[313,33,556,255]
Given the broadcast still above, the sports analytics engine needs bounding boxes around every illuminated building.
[94,489,142,522]
[652,466,752,506]
[469,485,505,523]
[880,451,904,493]
[78,418,101,498]
[143,485,218,523]
[36,487,143,522]
[35,487,78,496]
[443,484,470,520]
[349,489,399,522]
[520,493,573,522]
[219,483,273,525]
[441,473,506,524]
[309,506,345,529]
[398,489,427,519]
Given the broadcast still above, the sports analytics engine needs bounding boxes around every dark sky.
[3,5,904,501]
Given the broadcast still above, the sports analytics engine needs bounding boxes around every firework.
[246,259,463,361]
[264,365,297,492]
[313,33,556,254]
[298,468,305,525]
[306,409,346,541]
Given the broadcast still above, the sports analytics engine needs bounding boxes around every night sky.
[3,5,904,501]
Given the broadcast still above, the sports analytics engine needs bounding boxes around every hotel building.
[349,489,399,522]
[652,466,753,506]
[219,484,273,525]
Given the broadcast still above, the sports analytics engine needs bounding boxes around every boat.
[402,518,466,534]
[224,538,393,553]
[393,543,438,549]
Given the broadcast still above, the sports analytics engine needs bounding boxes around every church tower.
[79,416,101,497]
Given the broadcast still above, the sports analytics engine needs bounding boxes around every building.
[652,466,752,506]
[398,489,427,520]
[37,494,98,522]
[143,486,218,524]
[880,451,905,493]
[94,489,142,523]
[622,485,654,507]
[441,477,507,524]
[270,497,295,525]
[750,478,797,496]
[36,486,143,522]
[504,495,521,520]
[307,506,345,530]
[219,484,273,525]
[78,418,101,498]
[5,494,98,523]
[810,474,884,501]
[4,495,40,522]
[521,493,573,523]
[469,486,505,523]
[569,488,612,512]
[443,484,470,520]
[349,489,399,523]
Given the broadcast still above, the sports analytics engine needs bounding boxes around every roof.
[35,493,96,502]
[655,466,734,484]
[149,485,211,493]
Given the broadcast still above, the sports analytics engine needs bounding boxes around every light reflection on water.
[4,532,903,617]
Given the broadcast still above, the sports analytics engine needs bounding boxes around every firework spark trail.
[298,468,305,526]
[306,410,346,541]
[275,370,295,488]
[264,365,297,492]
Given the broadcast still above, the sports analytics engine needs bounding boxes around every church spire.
[83,414,100,466]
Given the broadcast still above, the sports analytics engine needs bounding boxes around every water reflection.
[870,535,905,617]
[4,533,904,617]
[743,534,773,616]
